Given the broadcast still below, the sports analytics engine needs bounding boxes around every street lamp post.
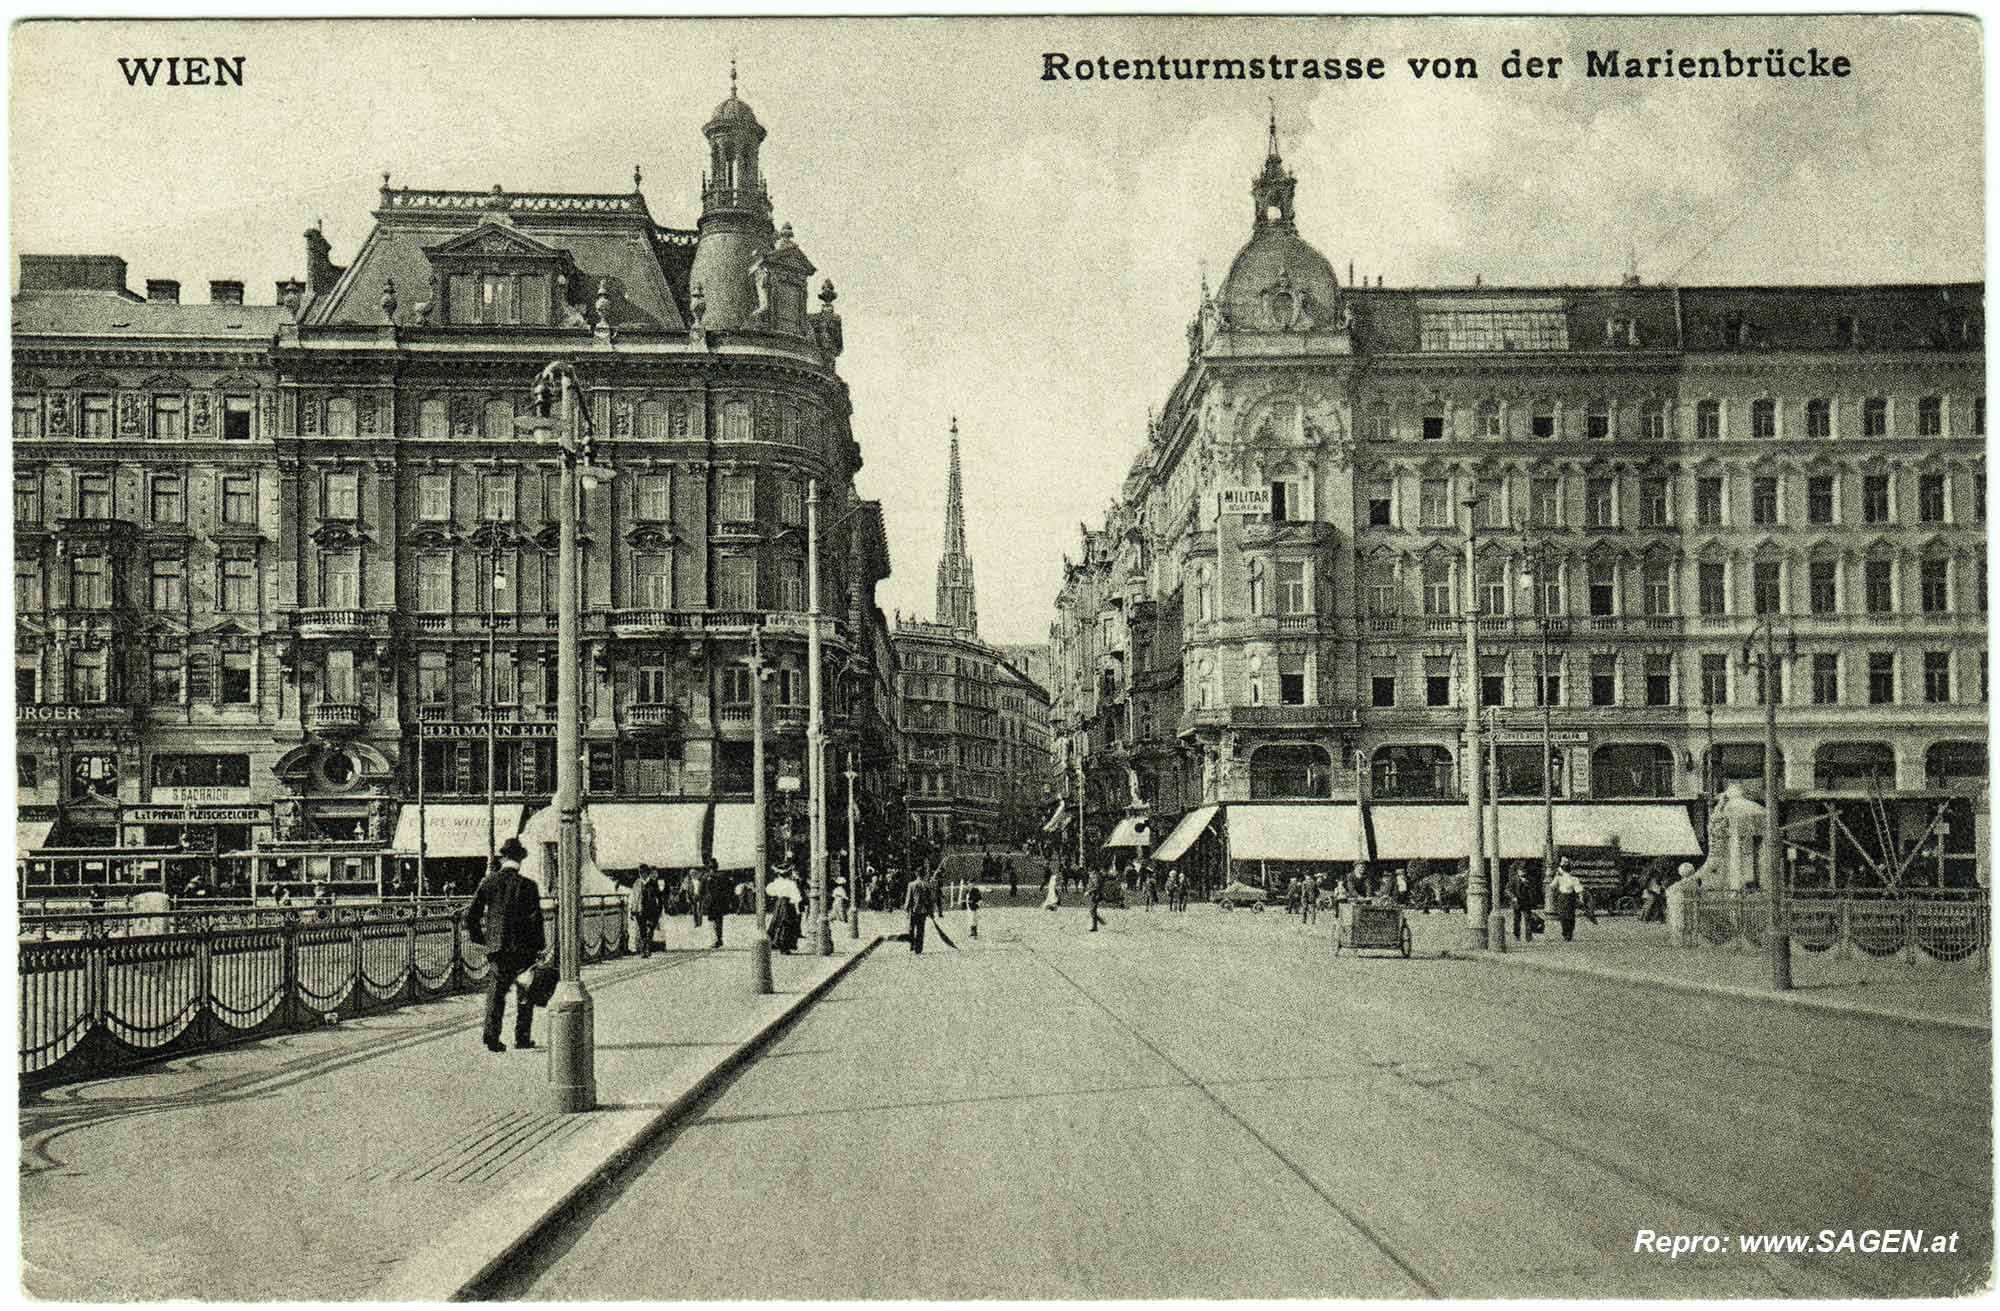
[746,627,773,994]
[487,549,508,866]
[516,362,611,1112]
[1740,618,1798,991]
[845,748,861,939]
[1519,543,1559,902]
[1462,498,1492,950]
[806,481,834,956]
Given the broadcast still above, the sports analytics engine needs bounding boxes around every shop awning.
[585,803,709,871]
[1151,806,1218,864]
[1226,804,1364,863]
[1103,817,1151,849]
[1369,803,1704,861]
[710,803,759,870]
[390,804,523,858]
[15,821,54,854]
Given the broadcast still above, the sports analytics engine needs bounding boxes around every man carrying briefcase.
[466,837,548,1053]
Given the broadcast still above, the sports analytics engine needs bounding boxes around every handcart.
[1335,901,1411,958]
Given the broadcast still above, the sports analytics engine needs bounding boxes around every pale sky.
[10,15,1984,645]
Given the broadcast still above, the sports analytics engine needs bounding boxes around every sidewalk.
[21,917,880,1302]
[1407,913,1990,1032]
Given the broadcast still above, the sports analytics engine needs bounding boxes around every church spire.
[1252,103,1296,232]
[935,416,979,634]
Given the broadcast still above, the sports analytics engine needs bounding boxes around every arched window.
[1814,742,1896,792]
[1591,744,1674,798]
[1249,745,1331,799]
[1372,745,1454,799]
[483,399,514,439]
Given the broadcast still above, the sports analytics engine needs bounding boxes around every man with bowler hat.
[465,837,546,1053]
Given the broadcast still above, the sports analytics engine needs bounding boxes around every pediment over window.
[404,525,460,550]
[624,525,681,551]
[423,221,582,327]
[195,619,258,639]
[310,521,371,549]
[423,222,566,262]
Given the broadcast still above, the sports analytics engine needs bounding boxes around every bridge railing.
[19,895,630,1089]
[1682,887,1990,967]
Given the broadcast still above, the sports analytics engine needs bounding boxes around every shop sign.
[776,775,801,793]
[17,704,130,725]
[152,787,252,805]
[1218,487,1272,516]
[1558,844,1624,893]
[126,805,267,824]
[428,721,557,738]
[1491,731,1590,747]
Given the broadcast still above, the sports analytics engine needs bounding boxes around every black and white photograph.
[8,11,1991,1300]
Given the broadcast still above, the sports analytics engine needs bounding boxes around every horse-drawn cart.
[1335,902,1412,958]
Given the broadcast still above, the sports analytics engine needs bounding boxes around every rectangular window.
[1754,662,1784,707]
[1644,654,1671,707]
[780,479,805,526]
[1531,478,1560,528]
[1425,657,1451,708]
[1696,401,1720,440]
[1918,397,1942,436]
[720,472,755,523]
[1868,651,1894,705]
[149,558,185,612]
[418,473,452,521]
[1752,561,1781,615]
[1809,561,1836,615]
[1537,655,1562,707]
[1862,475,1890,524]
[151,652,182,704]
[638,474,672,522]
[1643,562,1670,616]
[1586,408,1610,441]
[151,394,185,439]
[636,554,672,608]
[480,474,515,522]
[1586,478,1614,529]
[721,665,752,705]
[222,474,256,525]
[1806,476,1833,525]
[636,663,668,704]
[1919,474,1947,523]
[1588,560,1615,617]
[1806,399,1831,438]
[16,562,42,612]
[14,473,40,524]
[1698,563,1725,617]
[1371,660,1396,708]
[1422,562,1452,616]
[222,395,254,440]
[1694,477,1722,528]
[1421,414,1444,441]
[1366,481,1392,528]
[81,394,113,439]
[325,398,356,437]
[13,395,41,439]
[1750,398,1776,439]
[419,398,449,439]
[77,474,112,519]
[69,649,108,703]
[220,652,252,705]
[1419,479,1451,529]
[1701,653,1729,706]
[780,559,804,610]
[71,555,110,609]
[1921,559,1950,613]
[718,557,756,610]
[1864,560,1893,613]
[1925,652,1952,703]
[418,651,448,703]
[1475,479,1503,530]
[221,557,256,612]
[324,471,360,520]
[149,475,185,524]
[1812,653,1838,705]
[1418,310,1569,352]
[1531,406,1555,439]
[1277,560,1308,615]
[1590,655,1617,707]
[417,554,451,612]
[1750,477,1778,526]
[1863,398,1887,437]
[1640,478,1669,527]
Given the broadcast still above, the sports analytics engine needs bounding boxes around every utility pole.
[846,748,861,938]
[1487,707,1504,952]
[1743,619,1796,991]
[415,714,427,898]
[1462,497,1491,950]
[1522,542,1558,903]
[807,480,832,955]
[487,548,505,868]
[747,626,773,993]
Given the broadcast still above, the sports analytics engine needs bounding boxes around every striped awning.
[1151,806,1218,863]
[1103,816,1151,849]
[585,803,709,870]
[390,804,522,859]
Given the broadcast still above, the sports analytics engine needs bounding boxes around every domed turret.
[1218,106,1339,332]
[690,61,776,330]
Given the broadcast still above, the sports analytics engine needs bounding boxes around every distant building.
[1048,111,1987,885]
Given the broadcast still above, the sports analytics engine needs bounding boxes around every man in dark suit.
[903,868,936,954]
[634,865,663,959]
[465,837,546,1053]
[700,858,729,948]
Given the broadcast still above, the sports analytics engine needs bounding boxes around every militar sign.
[1218,487,1271,516]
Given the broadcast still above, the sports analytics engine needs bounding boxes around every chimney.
[145,279,181,304]
[304,226,342,296]
[18,254,130,294]
[209,279,244,305]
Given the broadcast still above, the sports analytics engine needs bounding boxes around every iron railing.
[18,895,630,1088]
[1682,886,1990,966]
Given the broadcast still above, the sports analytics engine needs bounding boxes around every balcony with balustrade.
[304,701,369,733]
[295,609,394,640]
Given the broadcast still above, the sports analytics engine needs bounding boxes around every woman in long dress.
[1042,871,1061,912]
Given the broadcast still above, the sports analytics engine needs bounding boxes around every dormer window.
[449,272,551,326]
[425,221,573,328]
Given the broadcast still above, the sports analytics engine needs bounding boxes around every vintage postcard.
[9,12,1989,1301]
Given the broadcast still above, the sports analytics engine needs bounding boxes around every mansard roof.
[305,185,690,331]
[12,288,289,340]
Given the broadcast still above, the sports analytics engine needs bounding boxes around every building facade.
[1048,117,1988,883]
[15,83,901,893]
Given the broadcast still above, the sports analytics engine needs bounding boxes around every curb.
[380,935,884,1302]
[1462,945,1991,1036]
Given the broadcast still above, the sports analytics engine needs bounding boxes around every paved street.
[501,901,1991,1300]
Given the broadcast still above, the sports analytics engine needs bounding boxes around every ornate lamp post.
[1740,618,1798,991]
[515,361,613,1112]
[487,548,509,865]
[746,625,773,994]
[1518,541,1560,897]
[1461,496,1493,950]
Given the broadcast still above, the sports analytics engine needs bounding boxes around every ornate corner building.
[1050,115,1988,879]
[14,80,904,888]
[893,420,1052,851]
